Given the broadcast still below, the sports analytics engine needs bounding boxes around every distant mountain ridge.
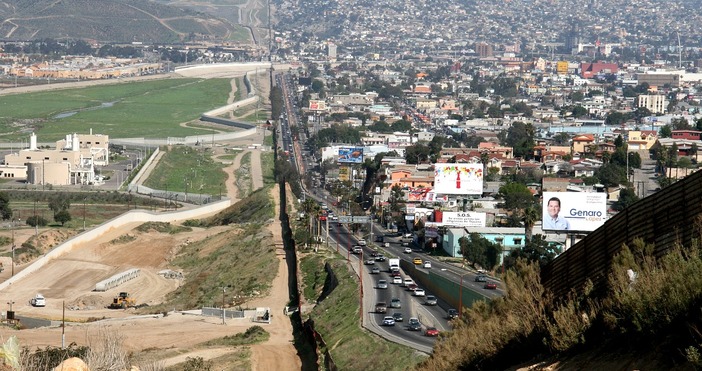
[0,0,235,43]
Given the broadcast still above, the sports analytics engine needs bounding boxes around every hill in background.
[0,0,237,43]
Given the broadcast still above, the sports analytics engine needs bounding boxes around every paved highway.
[274,71,502,353]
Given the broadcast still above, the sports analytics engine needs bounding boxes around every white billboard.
[542,192,607,232]
[434,164,484,195]
[442,212,487,227]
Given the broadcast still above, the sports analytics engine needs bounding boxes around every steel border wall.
[541,170,702,298]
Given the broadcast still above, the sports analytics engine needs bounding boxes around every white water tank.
[30,133,37,150]
[72,133,79,151]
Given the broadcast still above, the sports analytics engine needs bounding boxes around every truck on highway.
[389,258,400,272]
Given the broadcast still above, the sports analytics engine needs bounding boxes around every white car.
[402,278,414,287]
[392,276,403,284]
[30,294,46,307]
[423,261,432,269]
[413,288,426,297]
[403,247,412,254]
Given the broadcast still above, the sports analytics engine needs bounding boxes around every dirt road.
[0,144,298,369]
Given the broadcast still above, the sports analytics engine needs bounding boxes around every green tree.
[595,163,626,187]
[389,184,405,212]
[504,122,535,159]
[48,194,70,217]
[605,111,626,126]
[497,182,535,210]
[404,143,431,164]
[54,210,72,226]
[26,215,48,227]
[459,233,501,270]
[523,206,540,243]
[659,125,672,138]
[612,187,639,211]
[552,132,571,145]
[671,117,691,130]
[504,234,560,269]
[571,105,588,118]
[0,192,12,220]
[368,121,392,133]
[390,119,412,132]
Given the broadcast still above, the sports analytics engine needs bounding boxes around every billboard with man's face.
[542,192,607,232]
[433,163,483,195]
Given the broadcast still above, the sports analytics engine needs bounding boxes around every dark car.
[447,308,459,319]
[484,282,498,290]
[475,274,487,282]
[408,318,421,331]
[375,254,387,262]
[375,302,387,313]
[392,312,404,322]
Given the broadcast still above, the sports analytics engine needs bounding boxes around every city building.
[2,132,109,185]
[637,94,667,114]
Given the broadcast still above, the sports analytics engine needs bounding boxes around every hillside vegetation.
[421,235,702,370]
[0,0,236,42]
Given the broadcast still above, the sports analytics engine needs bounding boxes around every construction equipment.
[108,292,136,309]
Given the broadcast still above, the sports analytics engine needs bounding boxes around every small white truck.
[30,294,46,307]
[389,258,400,271]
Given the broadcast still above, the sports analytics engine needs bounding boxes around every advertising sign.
[433,164,484,195]
[338,166,350,181]
[542,192,607,232]
[406,187,450,202]
[441,212,487,227]
[408,187,431,202]
[309,100,327,111]
[337,147,364,164]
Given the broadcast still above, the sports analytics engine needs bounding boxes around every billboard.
[542,192,607,232]
[309,100,327,111]
[433,164,484,195]
[338,166,350,181]
[441,212,487,227]
[338,147,363,163]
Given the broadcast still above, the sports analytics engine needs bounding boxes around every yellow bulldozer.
[108,292,136,309]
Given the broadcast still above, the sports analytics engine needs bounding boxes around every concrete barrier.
[0,198,232,291]
[95,268,141,292]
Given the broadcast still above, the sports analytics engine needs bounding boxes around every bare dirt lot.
[0,127,298,368]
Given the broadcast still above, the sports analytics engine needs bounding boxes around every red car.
[406,283,418,292]
[484,282,498,290]
[425,327,439,337]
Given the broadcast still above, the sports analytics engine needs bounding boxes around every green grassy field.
[143,146,228,196]
[0,78,235,141]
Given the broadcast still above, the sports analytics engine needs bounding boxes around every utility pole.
[11,222,15,277]
[221,286,226,325]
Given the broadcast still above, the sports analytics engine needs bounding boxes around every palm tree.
[522,205,540,243]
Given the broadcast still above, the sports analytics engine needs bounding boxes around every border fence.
[541,169,702,298]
